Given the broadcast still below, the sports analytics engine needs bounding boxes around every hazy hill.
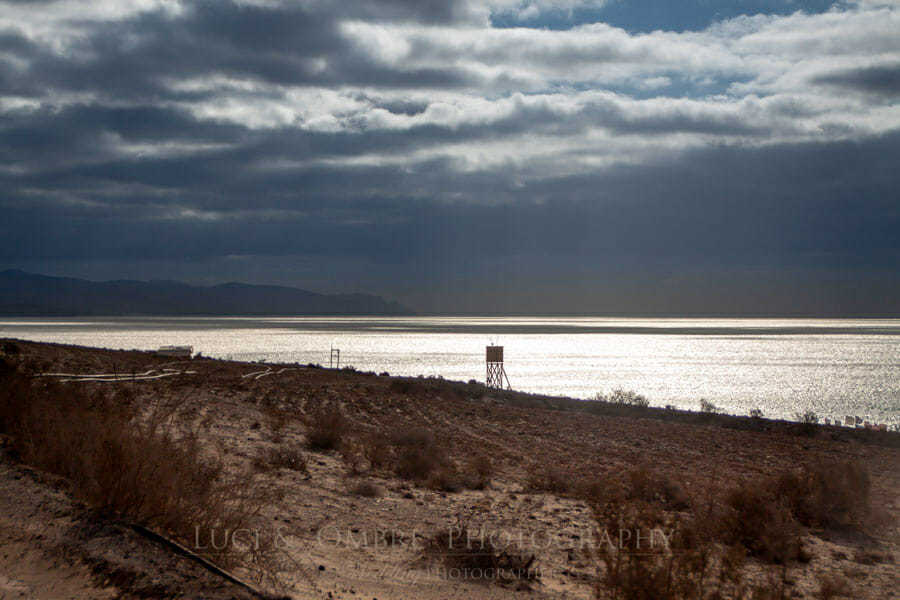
[0,270,411,316]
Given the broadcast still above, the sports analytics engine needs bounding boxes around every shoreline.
[1,338,898,599]
[3,335,899,436]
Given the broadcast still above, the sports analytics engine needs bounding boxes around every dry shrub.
[389,379,418,395]
[349,479,381,498]
[427,466,465,493]
[716,459,871,567]
[425,454,495,493]
[360,433,392,471]
[305,403,347,451]
[424,525,538,586]
[260,399,290,443]
[852,549,889,565]
[592,499,727,600]
[576,473,627,504]
[253,445,308,473]
[356,428,489,491]
[818,573,852,600]
[462,454,495,490]
[339,438,367,475]
[773,460,870,529]
[392,428,447,481]
[626,465,691,511]
[0,370,274,571]
[722,482,805,564]
[526,465,571,494]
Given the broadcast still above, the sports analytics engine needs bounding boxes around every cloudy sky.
[1,0,898,314]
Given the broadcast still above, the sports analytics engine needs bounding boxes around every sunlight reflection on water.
[1,316,897,424]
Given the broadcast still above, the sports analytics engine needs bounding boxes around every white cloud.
[5,0,899,184]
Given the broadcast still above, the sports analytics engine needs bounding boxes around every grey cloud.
[1,0,899,314]
[813,63,900,97]
[0,1,478,102]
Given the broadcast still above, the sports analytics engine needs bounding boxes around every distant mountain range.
[0,270,411,316]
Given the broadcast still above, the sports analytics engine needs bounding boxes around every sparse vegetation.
[424,525,538,586]
[360,432,392,471]
[305,403,347,451]
[626,465,691,511]
[526,465,571,494]
[818,573,852,600]
[595,388,650,408]
[253,445,308,473]
[774,459,871,529]
[3,342,896,599]
[722,479,806,564]
[462,454,495,490]
[797,410,819,435]
[392,428,447,481]
[700,398,718,414]
[349,479,381,498]
[798,410,819,425]
[0,367,275,571]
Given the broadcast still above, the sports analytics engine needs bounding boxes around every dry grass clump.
[773,459,870,529]
[360,433,392,470]
[424,525,538,586]
[351,428,492,492]
[626,465,691,511]
[392,428,448,481]
[0,367,274,571]
[526,465,572,494]
[349,479,382,498]
[253,445,308,473]
[463,454,495,490]
[305,403,347,451]
[818,573,852,600]
[260,398,291,443]
[592,499,736,600]
[721,482,805,564]
[716,459,871,566]
[590,459,875,598]
[338,438,367,475]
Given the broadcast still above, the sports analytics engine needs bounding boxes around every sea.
[1,316,898,426]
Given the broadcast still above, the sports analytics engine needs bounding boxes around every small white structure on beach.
[156,345,193,358]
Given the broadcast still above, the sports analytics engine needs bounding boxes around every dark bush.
[305,404,347,451]
[392,428,447,481]
[425,526,537,586]
[626,466,691,511]
[349,480,381,498]
[774,459,870,529]
[0,373,272,569]
[253,445,308,473]
[462,454,495,490]
[526,466,571,494]
[723,481,804,564]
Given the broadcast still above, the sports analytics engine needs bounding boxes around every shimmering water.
[1,316,898,425]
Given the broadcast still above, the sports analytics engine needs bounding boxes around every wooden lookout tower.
[486,345,511,390]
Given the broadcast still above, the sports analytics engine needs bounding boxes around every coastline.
[0,338,898,599]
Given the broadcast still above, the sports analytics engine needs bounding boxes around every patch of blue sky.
[490,0,843,32]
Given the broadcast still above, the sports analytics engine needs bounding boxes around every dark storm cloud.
[0,1,474,103]
[4,130,898,266]
[814,63,900,97]
[1,0,899,313]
